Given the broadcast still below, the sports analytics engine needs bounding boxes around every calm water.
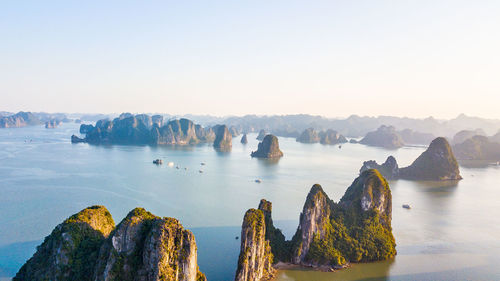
[1,123,500,281]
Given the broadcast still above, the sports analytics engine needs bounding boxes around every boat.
[199,170,203,173]
[167,162,174,167]
[402,204,411,209]
[255,179,262,183]
[200,162,206,166]
[152,159,163,165]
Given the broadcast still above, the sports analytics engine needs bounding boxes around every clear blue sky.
[1,0,499,118]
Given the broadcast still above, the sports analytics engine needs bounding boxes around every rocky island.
[359,125,404,149]
[0,111,41,128]
[45,119,61,129]
[360,137,462,180]
[296,128,320,143]
[296,128,348,145]
[72,113,217,146]
[213,124,233,151]
[256,129,267,141]
[251,134,283,158]
[14,206,206,281]
[241,133,248,144]
[452,135,500,161]
[235,169,396,280]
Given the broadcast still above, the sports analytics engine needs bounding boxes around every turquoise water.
[1,123,500,280]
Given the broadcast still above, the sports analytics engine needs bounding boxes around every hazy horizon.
[1,1,499,119]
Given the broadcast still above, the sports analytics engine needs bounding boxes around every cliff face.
[95,208,205,281]
[76,114,217,146]
[14,206,115,281]
[290,170,396,266]
[0,111,41,128]
[359,125,404,149]
[319,129,348,145]
[213,125,233,151]
[15,207,206,281]
[360,156,399,180]
[236,170,396,276]
[452,135,500,161]
[251,135,283,158]
[241,134,248,144]
[400,137,461,180]
[45,119,61,129]
[235,209,275,281]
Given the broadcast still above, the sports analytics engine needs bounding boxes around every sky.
[1,0,499,119]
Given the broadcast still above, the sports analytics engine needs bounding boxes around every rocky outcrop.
[0,111,41,128]
[236,170,396,276]
[45,119,61,129]
[230,126,240,137]
[319,129,348,145]
[360,125,404,149]
[15,206,206,281]
[71,135,86,143]
[452,129,486,145]
[95,208,206,281]
[14,206,115,281]
[360,156,399,180]
[256,129,267,141]
[360,137,462,181]
[241,134,248,144]
[399,129,435,145]
[399,137,462,180]
[235,209,275,281]
[80,124,95,134]
[290,170,396,267]
[296,128,320,143]
[453,135,500,161]
[251,135,283,158]
[75,114,218,146]
[213,125,232,151]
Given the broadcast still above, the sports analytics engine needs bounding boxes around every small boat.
[184,167,188,170]
[338,145,342,149]
[235,236,239,240]
[199,170,203,173]
[200,162,206,166]
[255,179,262,183]
[153,159,163,165]
[176,166,180,169]
[402,204,411,209]
[167,162,174,167]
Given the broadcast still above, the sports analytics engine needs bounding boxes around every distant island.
[0,111,73,128]
[251,134,283,158]
[296,128,347,145]
[72,113,220,146]
[453,135,500,161]
[235,169,396,280]
[14,206,206,281]
[359,125,405,149]
[360,137,462,180]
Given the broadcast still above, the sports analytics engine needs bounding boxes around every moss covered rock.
[14,205,115,281]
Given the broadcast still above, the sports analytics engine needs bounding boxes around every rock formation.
[15,206,206,281]
[241,134,248,144]
[256,129,267,141]
[74,114,220,146]
[230,126,240,137]
[235,170,396,277]
[14,206,115,281]
[71,135,86,143]
[360,125,404,149]
[399,137,461,180]
[213,125,232,151]
[319,129,348,145]
[452,129,486,145]
[0,111,41,128]
[360,137,462,181]
[251,135,283,158]
[45,119,61,129]
[360,156,399,180]
[452,135,500,161]
[296,128,320,143]
[235,209,275,281]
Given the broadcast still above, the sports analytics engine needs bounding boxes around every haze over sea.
[1,123,500,281]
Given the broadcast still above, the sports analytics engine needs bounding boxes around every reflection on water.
[1,124,500,280]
